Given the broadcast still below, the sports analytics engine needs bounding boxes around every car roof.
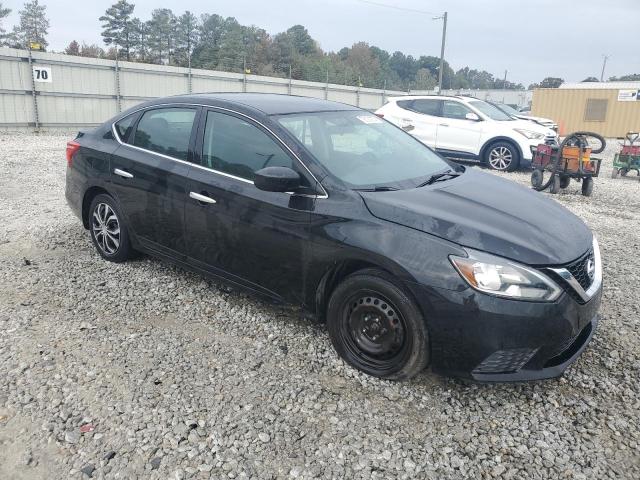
[154,93,359,115]
[387,95,480,102]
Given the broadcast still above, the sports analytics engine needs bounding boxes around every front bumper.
[405,282,602,382]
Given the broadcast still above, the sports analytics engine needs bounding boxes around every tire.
[549,175,561,194]
[611,168,619,179]
[484,141,520,172]
[531,169,544,189]
[88,194,132,263]
[326,269,429,380]
[620,168,629,177]
[559,175,571,189]
[582,177,594,196]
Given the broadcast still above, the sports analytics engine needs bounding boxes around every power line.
[353,0,437,15]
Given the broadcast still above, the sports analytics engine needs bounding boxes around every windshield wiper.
[416,170,462,187]
[354,186,399,192]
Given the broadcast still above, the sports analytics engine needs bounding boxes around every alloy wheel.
[488,146,513,170]
[91,202,120,255]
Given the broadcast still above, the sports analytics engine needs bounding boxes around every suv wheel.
[326,269,429,380]
[88,194,132,263]
[485,141,520,172]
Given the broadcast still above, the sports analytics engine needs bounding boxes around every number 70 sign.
[32,66,52,83]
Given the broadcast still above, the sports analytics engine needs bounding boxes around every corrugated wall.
[0,47,404,130]
[532,88,640,137]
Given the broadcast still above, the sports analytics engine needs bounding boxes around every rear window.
[132,108,197,161]
[397,99,441,116]
[114,114,136,142]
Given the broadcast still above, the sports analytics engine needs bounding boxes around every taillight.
[66,141,80,168]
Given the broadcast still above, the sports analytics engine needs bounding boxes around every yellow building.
[532,82,640,138]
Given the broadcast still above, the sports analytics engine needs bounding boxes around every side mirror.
[254,166,301,193]
[465,112,480,121]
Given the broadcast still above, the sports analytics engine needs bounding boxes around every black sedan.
[65,93,602,381]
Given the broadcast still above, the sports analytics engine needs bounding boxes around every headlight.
[450,250,562,301]
[514,128,545,140]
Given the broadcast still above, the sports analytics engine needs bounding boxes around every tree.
[99,0,136,60]
[191,13,226,69]
[13,0,49,49]
[80,43,105,58]
[413,68,436,90]
[130,17,149,62]
[539,77,564,88]
[174,11,199,67]
[0,2,13,46]
[64,40,80,56]
[609,73,640,81]
[147,8,177,64]
[582,76,599,82]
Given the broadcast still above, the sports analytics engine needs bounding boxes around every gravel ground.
[0,131,638,480]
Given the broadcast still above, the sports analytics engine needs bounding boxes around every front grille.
[545,249,595,304]
[566,250,595,291]
[473,348,538,374]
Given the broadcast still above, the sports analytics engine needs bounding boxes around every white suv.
[376,95,558,171]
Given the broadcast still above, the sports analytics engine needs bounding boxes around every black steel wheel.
[549,175,561,194]
[89,194,132,263]
[559,175,571,189]
[582,177,594,196]
[326,269,429,380]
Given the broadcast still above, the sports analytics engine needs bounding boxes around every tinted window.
[133,108,197,160]
[114,114,136,142]
[202,111,294,181]
[411,99,441,116]
[442,101,473,120]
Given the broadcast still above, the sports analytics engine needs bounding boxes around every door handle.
[439,124,449,127]
[401,124,415,132]
[114,168,134,179]
[189,191,217,204]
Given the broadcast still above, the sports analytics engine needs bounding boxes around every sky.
[3,0,639,86]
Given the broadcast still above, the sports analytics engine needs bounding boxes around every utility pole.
[433,11,448,94]
[600,54,610,82]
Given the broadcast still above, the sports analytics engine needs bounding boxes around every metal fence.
[0,47,406,130]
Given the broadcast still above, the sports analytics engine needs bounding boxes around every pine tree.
[13,0,49,49]
[0,2,12,46]
[147,9,176,65]
[174,11,199,67]
[99,0,136,61]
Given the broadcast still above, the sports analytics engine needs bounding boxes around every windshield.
[275,110,451,189]
[493,103,520,116]
[469,100,514,121]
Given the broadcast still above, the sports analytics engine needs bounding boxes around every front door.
[109,106,199,258]
[185,109,315,302]
[435,100,483,157]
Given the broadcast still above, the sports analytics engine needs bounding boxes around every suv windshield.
[275,110,452,189]
[492,102,520,117]
[468,100,514,121]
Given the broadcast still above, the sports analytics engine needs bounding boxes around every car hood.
[359,169,592,266]
[518,114,555,125]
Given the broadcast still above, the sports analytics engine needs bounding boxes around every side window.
[411,99,441,116]
[133,108,197,161]
[202,111,294,181]
[114,114,136,142]
[442,101,473,120]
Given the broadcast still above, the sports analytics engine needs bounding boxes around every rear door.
[395,99,441,148]
[185,109,316,302]
[434,100,483,157]
[110,106,200,258]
